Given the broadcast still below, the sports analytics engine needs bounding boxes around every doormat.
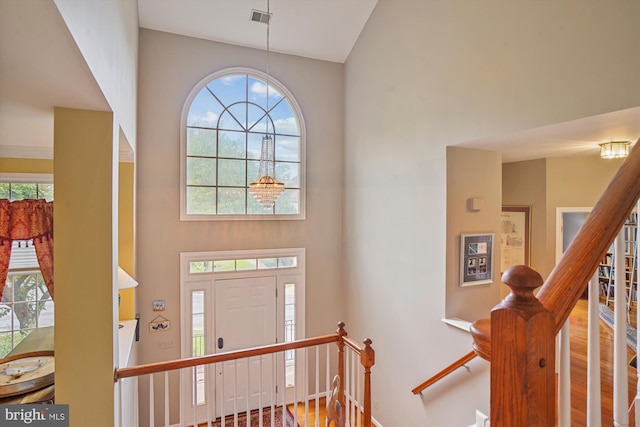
[209,405,298,427]
[598,303,637,352]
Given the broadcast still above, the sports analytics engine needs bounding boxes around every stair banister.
[411,351,477,395]
[470,137,640,425]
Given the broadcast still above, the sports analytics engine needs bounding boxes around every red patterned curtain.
[0,199,54,300]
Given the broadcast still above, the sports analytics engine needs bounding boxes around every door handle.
[218,337,224,349]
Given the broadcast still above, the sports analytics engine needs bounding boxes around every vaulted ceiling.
[1,0,638,162]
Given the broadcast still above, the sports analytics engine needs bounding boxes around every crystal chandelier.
[249,134,285,207]
[248,0,285,209]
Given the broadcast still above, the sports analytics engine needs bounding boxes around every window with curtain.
[181,67,305,220]
[0,179,54,358]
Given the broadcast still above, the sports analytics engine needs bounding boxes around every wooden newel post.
[336,321,347,425]
[360,338,375,427]
[491,265,555,427]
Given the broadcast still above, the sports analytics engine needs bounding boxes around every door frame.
[555,207,592,264]
[179,248,306,426]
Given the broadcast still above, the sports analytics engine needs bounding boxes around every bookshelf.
[601,211,638,312]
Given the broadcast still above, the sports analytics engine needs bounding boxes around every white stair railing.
[558,203,639,427]
[115,323,374,427]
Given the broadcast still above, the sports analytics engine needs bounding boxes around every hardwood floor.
[570,298,638,426]
[198,298,635,427]
[288,396,327,426]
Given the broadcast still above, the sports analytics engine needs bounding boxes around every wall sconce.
[600,141,630,159]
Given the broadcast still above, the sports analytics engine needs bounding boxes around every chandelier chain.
[248,0,285,209]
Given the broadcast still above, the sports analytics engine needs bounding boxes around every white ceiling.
[461,106,640,163]
[0,0,638,163]
[137,0,379,64]
[0,0,108,159]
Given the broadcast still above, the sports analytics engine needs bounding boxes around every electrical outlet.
[158,338,175,349]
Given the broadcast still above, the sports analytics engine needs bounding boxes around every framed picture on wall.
[500,206,531,274]
[460,233,494,287]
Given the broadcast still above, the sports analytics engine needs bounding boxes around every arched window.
[181,68,305,220]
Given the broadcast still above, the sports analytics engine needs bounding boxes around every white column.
[558,320,571,426]
[587,271,602,426]
[614,230,629,427]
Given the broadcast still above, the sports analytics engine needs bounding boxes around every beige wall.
[136,29,345,424]
[54,0,138,148]
[545,155,625,274]
[503,159,548,278]
[503,155,626,286]
[446,147,502,320]
[344,1,639,425]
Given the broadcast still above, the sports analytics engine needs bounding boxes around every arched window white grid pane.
[180,67,306,220]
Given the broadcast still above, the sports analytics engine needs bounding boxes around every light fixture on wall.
[599,141,631,159]
[248,0,285,209]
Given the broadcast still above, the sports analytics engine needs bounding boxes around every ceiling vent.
[250,9,271,24]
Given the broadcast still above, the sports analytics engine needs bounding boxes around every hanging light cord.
[265,0,270,135]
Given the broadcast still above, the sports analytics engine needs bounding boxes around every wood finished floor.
[198,298,636,426]
[570,298,638,426]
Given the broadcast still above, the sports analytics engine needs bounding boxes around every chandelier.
[248,0,285,209]
[599,141,631,159]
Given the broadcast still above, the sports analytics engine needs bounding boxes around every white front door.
[214,276,277,417]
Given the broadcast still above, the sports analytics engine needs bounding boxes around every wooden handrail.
[467,138,640,425]
[471,137,640,361]
[114,333,338,381]
[343,335,365,354]
[116,322,374,426]
[411,351,477,395]
[539,138,640,334]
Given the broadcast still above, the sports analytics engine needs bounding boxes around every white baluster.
[149,374,154,427]
[234,360,238,427]
[315,346,320,427]
[558,317,571,426]
[246,358,250,426]
[614,230,630,427]
[587,271,602,427]
[326,343,330,412]
[283,350,288,427]
[294,348,299,426]
[636,198,640,427]
[220,363,225,427]
[193,368,197,427]
[304,348,309,426]
[164,372,169,427]
[357,354,362,427]
[351,350,356,426]
[345,348,350,426]
[259,355,263,427]
[117,379,122,427]
[271,354,275,427]
[206,365,212,427]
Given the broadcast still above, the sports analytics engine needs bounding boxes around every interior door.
[214,276,277,417]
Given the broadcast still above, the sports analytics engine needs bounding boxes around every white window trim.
[179,67,307,221]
